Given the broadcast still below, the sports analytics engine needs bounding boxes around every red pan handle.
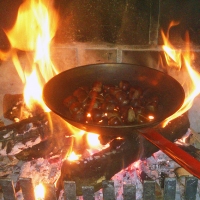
[138,128,200,179]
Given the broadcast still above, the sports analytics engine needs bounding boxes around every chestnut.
[129,86,142,100]
[104,94,117,104]
[108,116,122,126]
[86,99,102,110]
[89,91,104,102]
[127,108,136,123]
[119,80,130,91]
[64,79,158,126]
[90,108,103,122]
[106,111,120,119]
[130,99,142,107]
[119,105,129,122]
[101,102,117,111]
[115,91,129,106]
[103,84,115,93]
[73,87,87,97]
[63,95,78,107]
[72,111,85,122]
[92,81,103,93]
[109,87,121,96]
[73,88,88,103]
[69,102,83,114]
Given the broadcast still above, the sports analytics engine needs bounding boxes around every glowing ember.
[86,133,101,148]
[148,115,154,121]
[4,0,58,110]
[67,151,81,161]
[34,183,45,200]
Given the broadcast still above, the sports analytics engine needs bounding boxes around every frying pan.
[43,63,200,178]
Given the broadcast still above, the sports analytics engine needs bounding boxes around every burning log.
[56,135,141,196]
[56,112,190,195]
[1,94,75,160]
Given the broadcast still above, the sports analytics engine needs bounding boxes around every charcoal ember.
[175,144,200,161]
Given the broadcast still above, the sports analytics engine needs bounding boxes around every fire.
[161,25,200,127]
[4,0,58,110]
[161,21,181,70]
[86,132,110,155]
[34,183,45,200]
[64,123,109,161]
[86,133,101,148]
[67,151,81,161]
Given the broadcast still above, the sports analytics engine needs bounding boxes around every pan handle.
[138,128,200,179]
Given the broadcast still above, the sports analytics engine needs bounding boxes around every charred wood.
[56,135,141,196]
[56,112,190,195]
[0,113,50,155]
[14,112,76,160]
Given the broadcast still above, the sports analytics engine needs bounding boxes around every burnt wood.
[56,113,189,195]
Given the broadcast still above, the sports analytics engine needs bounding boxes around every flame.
[162,26,200,126]
[86,133,101,148]
[64,123,110,159]
[161,21,181,69]
[67,151,81,161]
[34,183,45,200]
[4,0,58,110]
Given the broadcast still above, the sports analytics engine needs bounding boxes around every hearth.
[0,0,200,199]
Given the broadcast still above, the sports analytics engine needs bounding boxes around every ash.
[15,156,62,199]
[1,129,200,200]
[111,150,180,200]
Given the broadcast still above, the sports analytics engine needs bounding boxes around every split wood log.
[0,113,50,155]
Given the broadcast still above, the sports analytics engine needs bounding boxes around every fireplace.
[0,0,200,199]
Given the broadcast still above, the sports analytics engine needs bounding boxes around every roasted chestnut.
[69,102,83,114]
[119,80,130,91]
[64,80,158,125]
[101,102,117,111]
[92,81,103,93]
[63,95,78,108]
[129,86,142,100]
[108,116,122,126]
[73,88,88,103]
[90,108,103,122]
[115,90,129,106]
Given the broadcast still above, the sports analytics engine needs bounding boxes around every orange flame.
[162,26,200,126]
[64,123,109,160]
[161,21,181,69]
[4,0,58,111]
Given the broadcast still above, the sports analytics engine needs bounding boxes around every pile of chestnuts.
[63,80,159,126]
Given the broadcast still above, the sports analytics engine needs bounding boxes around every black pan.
[43,63,200,178]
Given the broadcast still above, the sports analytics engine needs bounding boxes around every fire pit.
[0,0,200,199]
